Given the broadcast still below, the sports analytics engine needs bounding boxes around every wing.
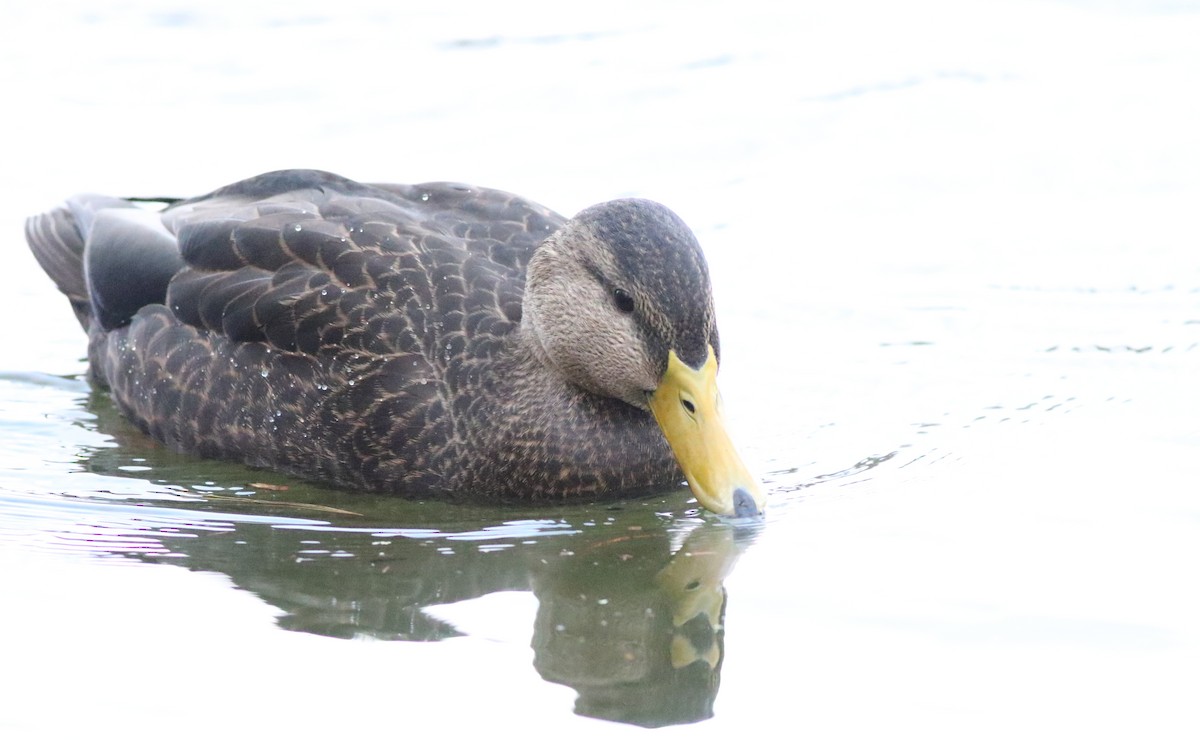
[84,169,566,493]
[160,170,565,367]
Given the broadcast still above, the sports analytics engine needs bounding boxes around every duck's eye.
[612,288,635,314]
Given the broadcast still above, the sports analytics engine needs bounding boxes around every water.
[3,0,1200,736]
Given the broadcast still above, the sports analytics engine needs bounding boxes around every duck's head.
[523,198,765,519]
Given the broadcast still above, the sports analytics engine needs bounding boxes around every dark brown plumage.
[26,169,749,505]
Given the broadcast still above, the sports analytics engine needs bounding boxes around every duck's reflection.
[154,513,751,726]
[531,524,746,726]
[77,390,759,727]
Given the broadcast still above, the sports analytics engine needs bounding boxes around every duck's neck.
[448,327,680,499]
[517,308,557,377]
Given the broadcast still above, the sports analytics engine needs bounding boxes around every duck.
[25,169,764,517]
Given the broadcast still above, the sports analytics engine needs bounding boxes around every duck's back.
[27,169,569,494]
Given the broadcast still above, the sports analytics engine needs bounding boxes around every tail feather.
[26,195,183,333]
[25,203,90,329]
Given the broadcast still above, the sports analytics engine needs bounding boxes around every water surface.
[3,1,1199,737]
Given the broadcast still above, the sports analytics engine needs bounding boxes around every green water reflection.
[62,390,760,727]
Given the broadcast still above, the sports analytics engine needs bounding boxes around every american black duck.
[26,169,764,517]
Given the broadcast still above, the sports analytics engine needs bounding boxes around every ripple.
[0,371,90,392]
[0,488,329,559]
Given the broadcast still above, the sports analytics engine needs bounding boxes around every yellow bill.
[648,347,766,518]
